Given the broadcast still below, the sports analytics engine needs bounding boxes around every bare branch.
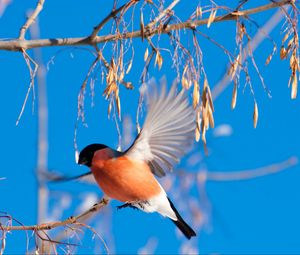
[18,0,45,40]
[90,0,135,40]
[206,156,298,181]
[145,0,180,30]
[1,198,109,231]
[15,49,38,125]
[0,0,291,51]
[212,6,289,100]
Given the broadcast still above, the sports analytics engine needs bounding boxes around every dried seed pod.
[206,85,214,112]
[280,46,287,60]
[157,53,163,70]
[291,73,298,99]
[119,70,124,82]
[193,80,199,108]
[231,55,240,80]
[155,51,163,70]
[126,60,133,74]
[107,100,112,117]
[265,54,272,66]
[196,6,202,18]
[231,81,237,110]
[207,9,217,28]
[116,96,121,119]
[195,126,200,142]
[282,32,289,44]
[140,11,145,41]
[181,76,188,89]
[144,48,149,61]
[253,102,258,128]
[208,105,214,128]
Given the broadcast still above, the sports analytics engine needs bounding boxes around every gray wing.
[125,79,195,177]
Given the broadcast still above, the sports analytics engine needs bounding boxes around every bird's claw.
[117,203,137,210]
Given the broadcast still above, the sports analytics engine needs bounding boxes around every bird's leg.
[117,203,137,210]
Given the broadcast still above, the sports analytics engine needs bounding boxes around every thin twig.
[18,0,45,40]
[16,49,38,125]
[212,6,288,100]
[1,198,109,231]
[146,0,180,29]
[206,156,298,181]
[0,0,291,51]
[90,1,134,40]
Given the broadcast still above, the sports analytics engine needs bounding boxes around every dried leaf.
[116,96,121,119]
[118,44,124,68]
[253,102,258,128]
[155,51,163,70]
[183,64,188,76]
[195,126,200,142]
[181,76,188,89]
[157,54,163,70]
[231,81,237,110]
[206,84,214,112]
[291,74,298,99]
[280,46,287,60]
[140,11,145,41]
[208,105,214,128]
[193,80,199,108]
[107,100,112,117]
[201,127,207,144]
[287,38,293,48]
[196,6,202,18]
[106,67,114,85]
[282,32,289,44]
[110,58,116,70]
[265,54,272,66]
[119,70,124,82]
[203,103,209,130]
[196,111,201,130]
[230,54,240,80]
[144,48,149,62]
[203,78,208,90]
[126,60,132,74]
[290,52,296,69]
[207,9,216,28]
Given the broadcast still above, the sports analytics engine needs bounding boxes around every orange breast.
[91,156,161,202]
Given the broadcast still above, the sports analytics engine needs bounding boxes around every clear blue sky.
[0,0,300,254]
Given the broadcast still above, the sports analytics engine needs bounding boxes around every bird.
[76,80,196,239]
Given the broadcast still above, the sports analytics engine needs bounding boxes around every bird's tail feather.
[167,197,196,239]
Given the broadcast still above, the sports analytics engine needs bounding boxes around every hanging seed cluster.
[73,0,298,150]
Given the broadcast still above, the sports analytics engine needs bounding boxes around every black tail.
[167,197,196,239]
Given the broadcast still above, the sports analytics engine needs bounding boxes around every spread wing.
[125,79,195,177]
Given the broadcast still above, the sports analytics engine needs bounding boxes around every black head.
[78,143,108,167]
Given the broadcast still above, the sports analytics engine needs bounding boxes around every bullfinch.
[78,81,196,239]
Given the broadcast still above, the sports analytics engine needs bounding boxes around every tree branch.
[206,156,298,181]
[90,0,135,40]
[0,198,109,231]
[18,0,45,40]
[0,0,291,51]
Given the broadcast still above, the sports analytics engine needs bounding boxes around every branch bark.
[0,0,291,51]
[1,198,109,231]
[206,156,298,182]
[18,0,45,40]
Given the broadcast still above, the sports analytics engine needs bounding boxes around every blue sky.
[0,0,300,254]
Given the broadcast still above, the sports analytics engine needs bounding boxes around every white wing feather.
[125,79,195,177]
